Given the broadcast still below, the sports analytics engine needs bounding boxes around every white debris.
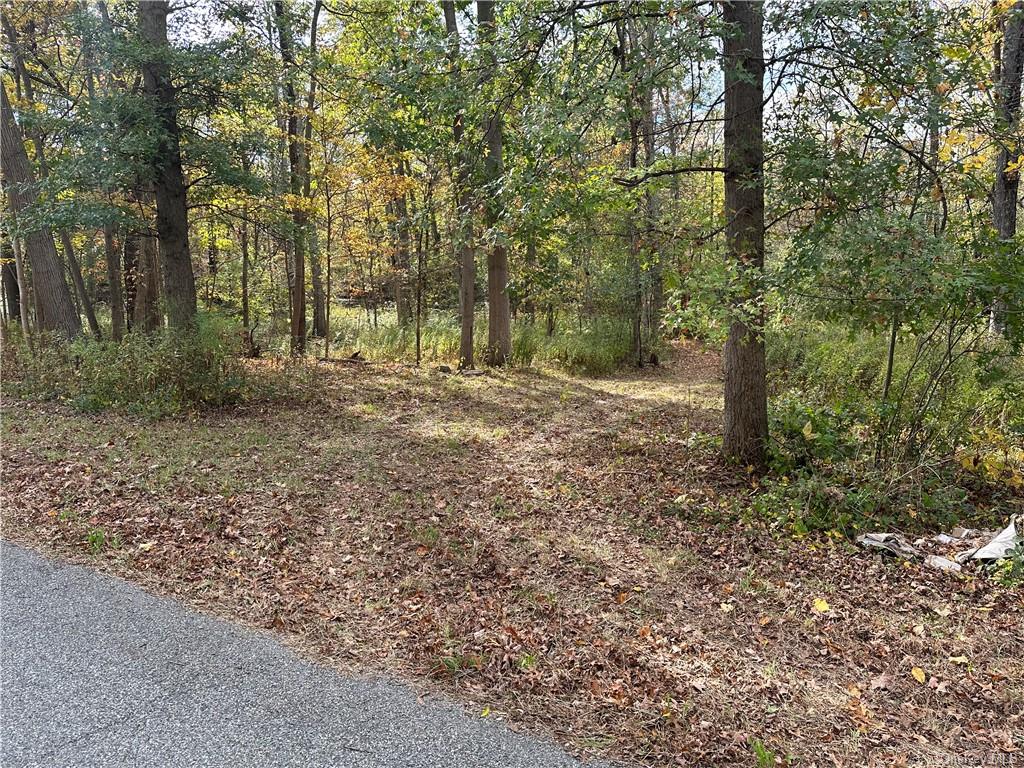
[925,555,962,573]
[970,516,1021,561]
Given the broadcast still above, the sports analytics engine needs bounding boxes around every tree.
[139,0,196,330]
[721,0,768,468]
[3,12,101,339]
[991,0,1024,333]
[275,0,307,354]
[1,82,81,340]
[478,0,511,367]
[443,1,476,369]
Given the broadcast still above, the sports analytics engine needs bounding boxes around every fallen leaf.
[911,667,926,684]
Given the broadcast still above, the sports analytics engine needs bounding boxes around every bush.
[757,320,1023,536]
[5,314,246,417]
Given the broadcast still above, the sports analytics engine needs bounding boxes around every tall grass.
[324,306,641,375]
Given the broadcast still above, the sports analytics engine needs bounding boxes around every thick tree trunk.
[721,0,768,468]
[1,83,81,340]
[991,0,1024,332]
[105,223,125,340]
[444,1,476,369]
[275,0,307,355]
[139,0,196,330]
[477,0,511,366]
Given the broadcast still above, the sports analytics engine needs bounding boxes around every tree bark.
[721,0,768,468]
[139,0,197,330]
[477,0,512,366]
[275,0,307,355]
[991,0,1024,332]
[444,1,477,369]
[132,225,162,333]
[1,83,81,339]
[304,1,327,338]
[391,171,414,327]
[105,222,125,340]
[1,238,19,323]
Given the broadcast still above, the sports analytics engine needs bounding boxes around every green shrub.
[758,320,1022,536]
[6,314,246,417]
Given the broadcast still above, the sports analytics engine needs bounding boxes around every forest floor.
[2,342,1021,767]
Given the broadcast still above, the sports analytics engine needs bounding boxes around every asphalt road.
[0,542,590,768]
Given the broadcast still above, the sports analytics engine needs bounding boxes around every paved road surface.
[0,542,590,768]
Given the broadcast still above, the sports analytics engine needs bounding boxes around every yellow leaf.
[911,666,927,684]
[948,656,969,665]
[813,597,830,613]
[802,421,819,441]
[481,706,491,718]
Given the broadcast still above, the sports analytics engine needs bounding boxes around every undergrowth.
[757,319,1023,537]
[319,308,644,375]
[4,314,247,417]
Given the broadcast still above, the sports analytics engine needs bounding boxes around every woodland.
[1,1,1022,766]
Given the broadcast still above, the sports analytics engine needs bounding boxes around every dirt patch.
[2,344,1020,766]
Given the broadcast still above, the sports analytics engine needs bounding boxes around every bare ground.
[2,343,1021,767]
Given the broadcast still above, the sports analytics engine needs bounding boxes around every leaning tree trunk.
[3,15,101,339]
[721,0,768,468]
[477,0,512,366]
[991,0,1024,333]
[1,83,81,339]
[139,0,196,330]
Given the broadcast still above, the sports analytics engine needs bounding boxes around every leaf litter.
[1,343,1021,767]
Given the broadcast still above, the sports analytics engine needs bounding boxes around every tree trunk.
[478,0,512,366]
[275,0,307,355]
[391,174,414,327]
[139,0,196,330]
[4,16,101,339]
[105,223,125,340]
[123,230,138,330]
[1,83,81,339]
[991,0,1023,333]
[304,1,327,338]
[444,0,477,369]
[721,0,768,468]
[2,239,20,323]
[132,226,162,333]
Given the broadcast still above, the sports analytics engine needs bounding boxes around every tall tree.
[991,0,1024,332]
[1,83,81,340]
[304,0,327,339]
[3,13,101,339]
[139,0,196,330]
[477,0,512,366]
[275,0,307,354]
[721,0,768,467]
[444,1,476,369]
